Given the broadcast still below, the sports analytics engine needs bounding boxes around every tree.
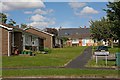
[90,17,110,40]
[21,23,27,29]
[8,19,16,26]
[90,17,116,47]
[105,1,120,47]
[45,28,58,36]
[0,13,7,23]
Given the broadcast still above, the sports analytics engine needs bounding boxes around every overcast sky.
[1,0,109,29]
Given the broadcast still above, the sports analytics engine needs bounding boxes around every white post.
[105,55,107,66]
[8,31,10,56]
[23,34,25,50]
[96,55,98,64]
[12,32,14,47]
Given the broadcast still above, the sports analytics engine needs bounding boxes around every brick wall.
[2,28,8,55]
[26,28,53,48]
[0,28,2,55]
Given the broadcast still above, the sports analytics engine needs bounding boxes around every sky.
[0,0,109,29]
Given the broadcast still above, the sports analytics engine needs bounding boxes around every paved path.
[65,47,92,68]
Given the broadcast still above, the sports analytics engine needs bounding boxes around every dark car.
[96,46,108,51]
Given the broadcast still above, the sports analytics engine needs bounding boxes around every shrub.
[33,51,42,54]
[44,48,52,54]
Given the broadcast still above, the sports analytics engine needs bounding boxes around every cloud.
[28,22,48,28]
[28,20,55,29]
[24,9,54,15]
[80,6,99,15]
[1,0,43,2]
[0,2,2,13]
[24,11,33,14]
[69,1,99,17]
[26,8,55,29]
[34,9,54,14]
[74,6,99,16]
[28,14,55,29]
[1,0,55,29]
[1,0,45,11]
[68,0,86,10]
[34,9,47,14]
[68,2,86,9]
[30,14,46,22]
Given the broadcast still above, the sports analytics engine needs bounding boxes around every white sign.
[94,51,109,56]
[94,51,109,66]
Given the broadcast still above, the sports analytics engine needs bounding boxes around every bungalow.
[25,27,54,48]
[0,23,45,56]
[58,27,94,46]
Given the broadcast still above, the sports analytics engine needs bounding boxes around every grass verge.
[2,68,119,77]
[92,46,119,54]
[86,59,115,68]
[2,47,86,68]
[87,46,119,68]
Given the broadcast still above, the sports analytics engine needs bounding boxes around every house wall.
[0,28,2,55]
[23,33,41,51]
[86,39,94,46]
[2,28,8,55]
[72,39,79,44]
[66,38,94,47]
[26,29,53,48]
[81,39,94,46]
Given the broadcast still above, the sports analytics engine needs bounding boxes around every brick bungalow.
[58,27,94,46]
[25,27,54,48]
[0,23,45,56]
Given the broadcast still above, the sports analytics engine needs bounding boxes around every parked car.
[95,46,108,51]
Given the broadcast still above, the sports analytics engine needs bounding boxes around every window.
[25,35,32,45]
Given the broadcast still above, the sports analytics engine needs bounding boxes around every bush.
[44,48,52,54]
[33,51,42,54]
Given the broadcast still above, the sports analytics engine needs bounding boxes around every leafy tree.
[61,37,69,43]
[90,17,109,40]
[45,28,58,36]
[21,23,27,29]
[0,13,7,23]
[8,19,16,26]
[105,1,120,47]
[90,17,117,47]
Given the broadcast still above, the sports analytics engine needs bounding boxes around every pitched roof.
[58,28,91,39]
[25,27,54,36]
[0,23,45,39]
[0,23,24,32]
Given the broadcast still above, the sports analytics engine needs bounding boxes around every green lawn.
[108,47,120,54]
[87,46,119,67]
[2,46,86,68]
[2,69,119,77]
[86,59,116,68]
[2,46,119,77]
[92,46,120,54]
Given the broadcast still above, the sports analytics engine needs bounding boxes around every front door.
[39,38,44,51]
[14,32,23,53]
